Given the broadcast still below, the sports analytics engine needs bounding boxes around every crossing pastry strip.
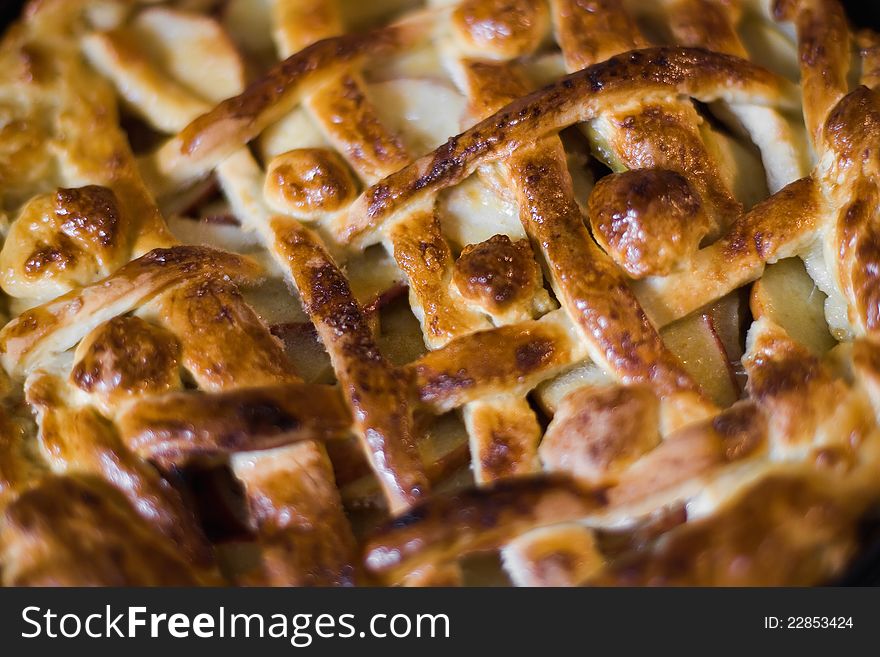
[149,16,432,187]
[271,2,543,520]
[2,0,879,588]
[822,88,880,338]
[663,0,745,56]
[508,139,705,400]
[337,46,798,246]
[453,56,707,404]
[439,5,700,582]
[143,274,357,586]
[774,0,851,144]
[147,277,299,391]
[503,524,605,587]
[634,176,820,326]
[231,442,358,586]
[25,372,215,574]
[662,0,809,192]
[269,217,429,513]
[118,382,351,466]
[387,206,491,349]
[270,0,409,185]
[363,475,607,584]
[366,316,880,584]
[463,396,542,483]
[212,144,432,517]
[0,3,173,278]
[306,72,411,183]
[405,310,585,414]
[0,246,262,377]
[270,0,343,55]
[83,28,215,133]
[587,472,865,586]
[450,0,550,61]
[550,0,741,235]
[48,8,365,588]
[0,474,208,586]
[0,186,134,302]
[549,0,646,66]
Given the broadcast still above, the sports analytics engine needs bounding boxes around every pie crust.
[0,0,878,586]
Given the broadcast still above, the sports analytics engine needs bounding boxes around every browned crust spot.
[453,235,543,312]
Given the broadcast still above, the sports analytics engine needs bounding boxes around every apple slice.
[366,78,467,157]
[222,0,276,64]
[440,174,526,250]
[344,244,407,309]
[750,257,836,355]
[533,360,611,416]
[660,305,740,408]
[132,7,245,103]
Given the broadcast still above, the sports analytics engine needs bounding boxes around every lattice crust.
[1,0,879,587]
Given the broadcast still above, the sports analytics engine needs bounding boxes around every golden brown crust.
[549,0,647,70]
[151,277,297,390]
[823,88,880,336]
[539,385,661,485]
[270,217,428,513]
[503,524,604,586]
[510,140,701,397]
[465,396,541,482]
[389,208,490,348]
[339,46,796,246]
[233,443,357,586]
[0,475,206,586]
[594,100,742,234]
[589,473,861,586]
[0,246,263,376]
[305,73,410,182]
[118,383,351,466]
[271,0,342,56]
[636,176,820,326]
[608,400,767,508]
[364,475,607,583]
[743,319,848,452]
[0,4,173,255]
[452,0,549,60]
[459,59,534,119]
[588,169,710,278]
[0,0,876,590]
[774,0,852,143]
[0,185,130,299]
[26,374,214,571]
[166,21,427,180]
[71,316,182,414]
[667,0,747,57]
[264,148,358,219]
[406,313,582,413]
[453,234,544,314]
[550,0,739,239]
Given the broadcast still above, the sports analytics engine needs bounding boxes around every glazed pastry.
[0,0,878,587]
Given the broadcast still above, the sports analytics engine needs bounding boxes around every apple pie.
[0,0,879,586]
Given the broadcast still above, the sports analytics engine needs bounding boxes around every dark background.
[0,0,879,585]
